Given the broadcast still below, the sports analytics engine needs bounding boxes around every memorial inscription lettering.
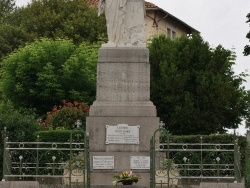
[106,124,140,144]
[130,156,150,169]
[93,156,114,169]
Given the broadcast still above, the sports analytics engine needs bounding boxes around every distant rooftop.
[87,0,199,33]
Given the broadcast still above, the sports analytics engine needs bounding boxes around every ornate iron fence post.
[36,135,39,182]
[2,127,11,181]
[200,136,203,181]
[69,131,73,187]
[150,121,171,188]
[150,137,155,188]
[234,139,241,182]
[84,132,90,188]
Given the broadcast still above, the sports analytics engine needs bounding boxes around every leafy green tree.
[0,101,40,180]
[0,0,15,21]
[0,24,29,59]
[5,0,106,44]
[0,0,106,59]
[149,34,250,135]
[244,13,250,56]
[0,38,99,115]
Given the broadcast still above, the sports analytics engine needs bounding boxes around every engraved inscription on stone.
[93,156,114,169]
[106,124,140,144]
[97,64,150,102]
[130,156,150,169]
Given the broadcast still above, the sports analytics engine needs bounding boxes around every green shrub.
[35,129,85,142]
[0,102,40,180]
[44,100,89,130]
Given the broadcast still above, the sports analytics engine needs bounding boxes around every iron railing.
[2,129,90,188]
[150,122,242,188]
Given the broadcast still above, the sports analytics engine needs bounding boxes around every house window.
[167,28,171,38]
[172,31,176,38]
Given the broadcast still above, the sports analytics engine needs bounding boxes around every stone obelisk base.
[86,47,159,185]
[87,116,159,185]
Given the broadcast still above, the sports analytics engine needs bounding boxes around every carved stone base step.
[199,182,244,188]
[0,181,39,188]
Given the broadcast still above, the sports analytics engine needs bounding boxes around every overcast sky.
[15,0,250,135]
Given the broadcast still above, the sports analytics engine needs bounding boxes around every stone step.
[199,182,244,188]
[0,181,39,188]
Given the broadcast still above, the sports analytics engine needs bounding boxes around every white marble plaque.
[130,156,150,169]
[105,124,140,144]
[93,156,114,169]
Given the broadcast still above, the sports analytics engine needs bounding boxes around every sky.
[15,0,250,135]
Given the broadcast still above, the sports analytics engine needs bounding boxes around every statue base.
[86,47,159,185]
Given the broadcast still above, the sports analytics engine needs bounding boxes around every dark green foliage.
[0,24,29,59]
[244,13,250,56]
[0,102,40,142]
[0,0,106,59]
[149,34,250,135]
[166,134,243,144]
[0,38,99,115]
[35,129,85,142]
[0,0,15,20]
[0,102,40,180]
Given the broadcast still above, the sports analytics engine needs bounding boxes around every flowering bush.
[113,171,139,185]
[44,100,89,130]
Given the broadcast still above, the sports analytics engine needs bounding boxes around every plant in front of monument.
[64,155,85,170]
[63,155,85,185]
[156,158,179,186]
[160,158,176,170]
[113,171,139,185]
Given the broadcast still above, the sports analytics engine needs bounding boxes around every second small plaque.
[93,156,114,170]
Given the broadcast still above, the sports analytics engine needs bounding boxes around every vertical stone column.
[86,47,159,185]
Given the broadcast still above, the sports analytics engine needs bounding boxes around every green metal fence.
[2,129,90,188]
[150,122,242,188]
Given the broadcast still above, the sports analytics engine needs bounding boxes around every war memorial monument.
[86,0,159,185]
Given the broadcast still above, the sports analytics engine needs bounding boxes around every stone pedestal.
[86,47,159,185]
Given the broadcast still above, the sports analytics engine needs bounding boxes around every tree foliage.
[0,0,15,20]
[6,0,106,43]
[149,34,250,135]
[0,101,40,180]
[0,38,99,115]
[0,0,106,59]
[244,13,250,56]
[0,24,29,59]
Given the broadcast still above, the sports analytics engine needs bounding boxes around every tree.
[0,0,15,21]
[0,101,40,180]
[0,0,106,59]
[0,24,29,59]
[244,13,250,56]
[0,38,99,115]
[5,0,106,44]
[149,34,250,135]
